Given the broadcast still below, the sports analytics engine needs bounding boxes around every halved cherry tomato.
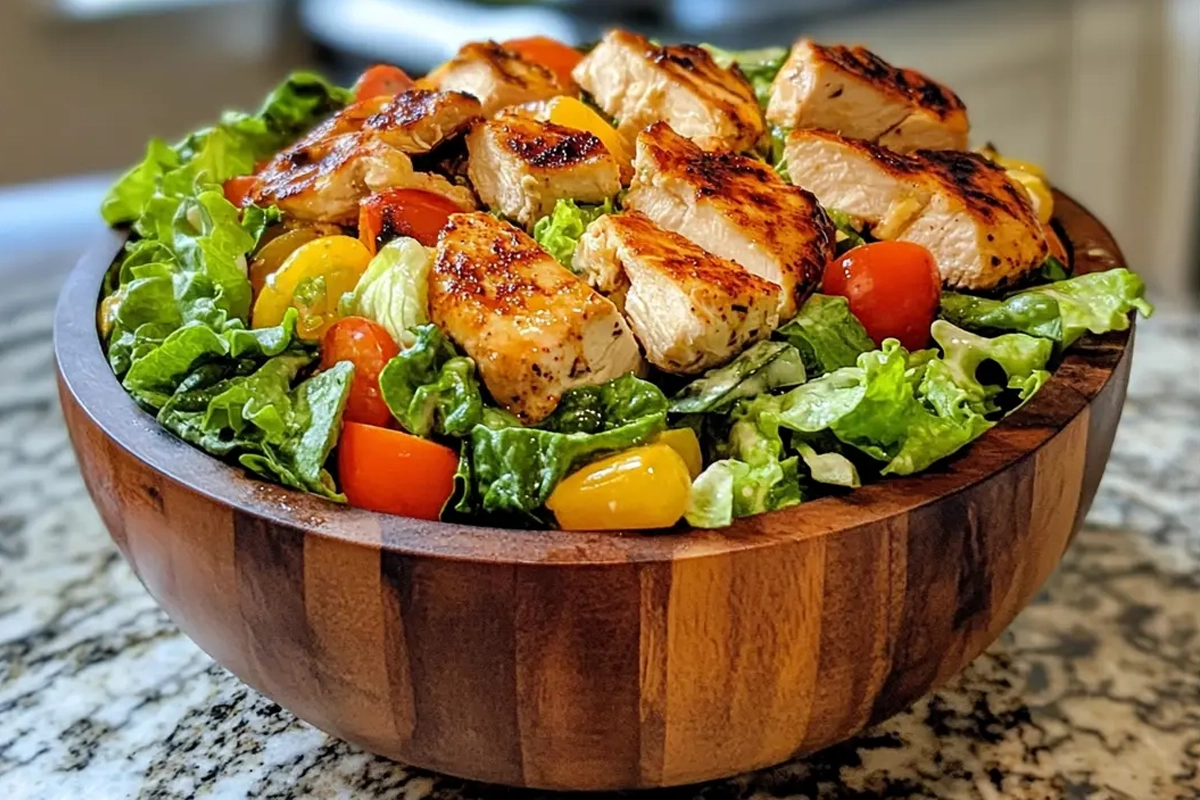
[544,96,630,168]
[249,228,326,296]
[222,175,258,209]
[320,317,400,428]
[338,422,458,520]
[252,235,373,339]
[822,241,942,351]
[502,36,582,88]
[546,443,692,531]
[358,189,462,252]
[353,64,416,102]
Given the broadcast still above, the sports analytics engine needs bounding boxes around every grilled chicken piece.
[624,123,834,318]
[424,41,564,117]
[254,90,481,224]
[767,40,968,153]
[362,89,485,152]
[783,129,1048,289]
[466,117,621,228]
[429,212,644,423]
[574,212,780,374]
[572,29,764,153]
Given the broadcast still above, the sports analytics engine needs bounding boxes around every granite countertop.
[0,247,1197,799]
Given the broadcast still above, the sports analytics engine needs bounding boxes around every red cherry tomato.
[353,64,417,101]
[222,175,258,208]
[319,317,401,427]
[822,241,942,351]
[502,36,582,88]
[357,188,462,252]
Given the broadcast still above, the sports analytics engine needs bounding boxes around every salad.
[97,31,1152,531]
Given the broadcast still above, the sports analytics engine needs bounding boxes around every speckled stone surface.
[0,270,1196,800]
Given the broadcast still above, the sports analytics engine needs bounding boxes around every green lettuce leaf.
[669,341,806,414]
[776,293,875,375]
[122,309,302,410]
[464,374,668,519]
[378,325,483,438]
[685,457,801,529]
[157,354,352,499]
[940,268,1153,345]
[531,198,614,270]
[795,442,861,488]
[343,237,433,348]
[928,320,1053,416]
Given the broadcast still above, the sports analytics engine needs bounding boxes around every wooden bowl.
[55,193,1134,790]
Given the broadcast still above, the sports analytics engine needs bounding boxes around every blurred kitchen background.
[1,0,1198,303]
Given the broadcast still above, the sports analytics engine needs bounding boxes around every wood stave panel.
[54,193,1135,789]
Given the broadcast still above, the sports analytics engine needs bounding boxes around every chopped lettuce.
[686,457,801,529]
[940,268,1153,345]
[776,294,875,376]
[701,45,789,107]
[122,309,302,410]
[378,325,483,438]
[795,442,861,488]
[157,354,352,500]
[462,374,668,519]
[669,341,806,414]
[928,320,1052,415]
[342,237,433,348]
[531,198,614,270]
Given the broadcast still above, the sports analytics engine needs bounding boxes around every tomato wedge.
[822,241,942,351]
[502,36,582,88]
[320,317,400,428]
[358,189,461,252]
[222,175,259,209]
[353,64,416,101]
[338,422,458,519]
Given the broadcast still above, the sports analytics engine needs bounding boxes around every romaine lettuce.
[157,354,352,500]
[378,324,483,438]
[940,268,1153,345]
[686,457,801,528]
[463,374,668,519]
[343,237,433,348]
[669,341,806,414]
[776,293,875,376]
[531,198,614,270]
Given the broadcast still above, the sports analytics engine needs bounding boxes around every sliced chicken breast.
[253,90,481,224]
[574,212,780,374]
[423,41,564,117]
[623,122,834,318]
[783,129,1048,289]
[572,29,764,153]
[466,117,621,228]
[767,40,968,153]
[429,212,644,423]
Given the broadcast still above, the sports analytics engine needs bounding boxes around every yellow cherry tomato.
[249,227,326,297]
[1009,169,1054,225]
[545,96,631,169]
[654,428,704,479]
[252,236,372,340]
[546,443,692,531]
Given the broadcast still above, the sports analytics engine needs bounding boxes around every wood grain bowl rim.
[54,192,1134,566]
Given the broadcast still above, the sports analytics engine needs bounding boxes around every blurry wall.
[0,0,309,185]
